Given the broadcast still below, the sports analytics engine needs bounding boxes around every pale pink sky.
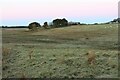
[0,0,119,26]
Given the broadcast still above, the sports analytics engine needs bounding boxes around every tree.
[28,22,41,31]
[94,23,98,25]
[49,22,53,27]
[61,18,68,26]
[43,22,48,29]
[52,18,68,27]
[53,19,61,27]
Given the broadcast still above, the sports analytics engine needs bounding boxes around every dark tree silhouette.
[28,22,41,31]
[53,19,61,27]
[43,22,49,29]
[49,22,53,27]
[52,18,68,27]
[61,18,68,26]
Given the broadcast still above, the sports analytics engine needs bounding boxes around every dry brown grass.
[87,50,96,65]
[20,72,28,80]
[2,47,12,56]
[28,50,33,59]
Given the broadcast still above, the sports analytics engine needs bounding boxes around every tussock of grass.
[2,47,12,56]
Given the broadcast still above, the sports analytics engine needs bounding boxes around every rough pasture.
[2,24,118,78]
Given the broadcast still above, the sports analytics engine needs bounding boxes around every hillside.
[2,24,118,78]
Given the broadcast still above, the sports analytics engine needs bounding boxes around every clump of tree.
[43,22,49,29]
[28,22,41,31]
[28,18,82,30]
[48,22,53,27]
[2,26,8,28]
[52,18,68,27]
[94,23,99,25]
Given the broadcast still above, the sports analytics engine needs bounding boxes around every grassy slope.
[2,24,118,78]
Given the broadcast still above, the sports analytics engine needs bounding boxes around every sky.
[0,0,119,26]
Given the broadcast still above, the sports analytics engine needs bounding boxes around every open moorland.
[2,24,118,78]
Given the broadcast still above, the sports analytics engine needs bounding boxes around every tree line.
[28,18,81,31]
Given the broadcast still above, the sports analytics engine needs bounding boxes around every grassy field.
[2,24,118,78]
